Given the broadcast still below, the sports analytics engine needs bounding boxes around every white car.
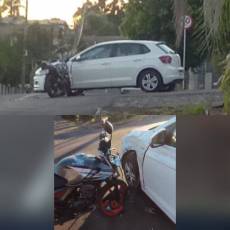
[121,116,176,223]
[67,40,184,92]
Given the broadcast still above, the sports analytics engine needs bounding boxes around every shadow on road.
[75,190,175,230]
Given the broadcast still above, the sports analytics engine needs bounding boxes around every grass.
[181,104,207,115]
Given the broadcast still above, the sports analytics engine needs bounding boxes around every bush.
[181,104,207,115]
[0,37,23,86]
[220,54,230,113]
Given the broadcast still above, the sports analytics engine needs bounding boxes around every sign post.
[183,15,192,89]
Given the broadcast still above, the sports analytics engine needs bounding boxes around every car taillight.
[159,55,172,64]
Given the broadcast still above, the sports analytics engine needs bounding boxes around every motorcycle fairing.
[55,153,113,184]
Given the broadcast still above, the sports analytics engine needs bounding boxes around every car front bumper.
[33,75,46,92]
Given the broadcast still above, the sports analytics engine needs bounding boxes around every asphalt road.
[0,88,223,115]
[54,115,175,230]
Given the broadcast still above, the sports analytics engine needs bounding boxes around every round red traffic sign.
[184,15,192,29]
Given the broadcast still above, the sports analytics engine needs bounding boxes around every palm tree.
[173,0,230,55]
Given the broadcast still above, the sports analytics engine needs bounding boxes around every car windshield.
[157,43,175,54]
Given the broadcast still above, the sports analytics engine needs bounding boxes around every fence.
[186,69,216,91]
[0,83,31,95]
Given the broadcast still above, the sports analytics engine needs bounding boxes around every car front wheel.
[122,152,140,189]
[139,69,162,92]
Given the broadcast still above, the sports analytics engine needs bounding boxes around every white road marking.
[14,94,37,102]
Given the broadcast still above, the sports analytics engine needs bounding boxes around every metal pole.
[183,25,186,90]
[21,0,28,91]
[26,0,28,20]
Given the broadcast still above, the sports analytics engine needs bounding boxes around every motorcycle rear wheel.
[98,179,127,217]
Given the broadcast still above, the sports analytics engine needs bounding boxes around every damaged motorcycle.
[54,120,128,226]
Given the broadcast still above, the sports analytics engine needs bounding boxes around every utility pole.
[21,0,28,90]
[73,3,86,55]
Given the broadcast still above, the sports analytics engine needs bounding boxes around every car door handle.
[101,62,111,66]
[133,59,142,62]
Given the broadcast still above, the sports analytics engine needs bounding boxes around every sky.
[27,0,85,26]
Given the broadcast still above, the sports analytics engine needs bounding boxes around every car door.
[143,123,176,222]
[109,43,151,87]
[70,44,114,89]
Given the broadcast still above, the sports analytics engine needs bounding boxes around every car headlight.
[35,69,49,76]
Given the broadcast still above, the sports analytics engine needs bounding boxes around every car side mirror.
[72,55,84,62]
[151,129,167,148]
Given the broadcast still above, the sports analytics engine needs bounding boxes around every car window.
[81,44,113,60]
[165,123,176,147]
[115,43,150,57]
[157,43,175,54]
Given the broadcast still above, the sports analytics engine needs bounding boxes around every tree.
[0,34,23,86]
[121,0,176,48]
[72,0,126,51]
[221,54,230,113]
[27,23,54,61]
[173,0,230,56]
[0,0,23,17]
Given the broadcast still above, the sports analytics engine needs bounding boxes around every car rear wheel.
[138,69,162,92]
[122,152,140,189]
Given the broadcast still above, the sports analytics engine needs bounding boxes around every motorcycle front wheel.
[98,179,127,217]
[46,75,66,98]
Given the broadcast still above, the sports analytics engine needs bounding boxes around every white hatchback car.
[121,116,176,223]
[67,40,184,92]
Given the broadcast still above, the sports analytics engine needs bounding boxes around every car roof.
[93,40,161,46]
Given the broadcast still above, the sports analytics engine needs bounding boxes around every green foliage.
[27,23,54,60]
[73,0,125,36]
[120,0,176,48]
[221,55,230,113]
[0,35,23,86]
[84,11,120,36]
[184,0,207,68]
[0,23,59,85]
[192,0,230,57]
[0,0,22,17]
[181,104,207,115]
[121,0,208,68]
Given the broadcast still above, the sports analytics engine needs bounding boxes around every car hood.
[121,117,176,155]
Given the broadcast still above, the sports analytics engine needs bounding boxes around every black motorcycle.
[41,61,83,98]
[54,120,127,226]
